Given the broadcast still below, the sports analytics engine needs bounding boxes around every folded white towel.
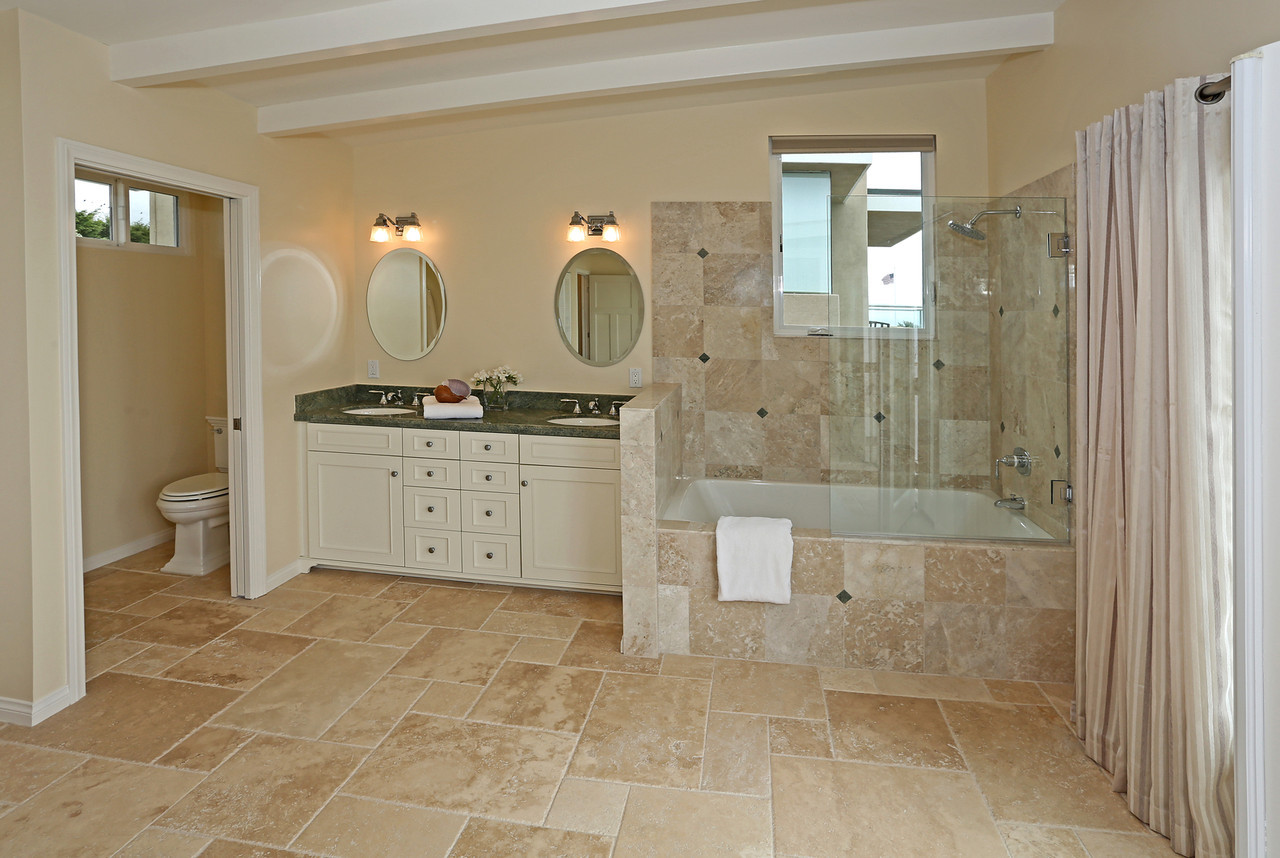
[715,516,793,604]
[422,395,484,419]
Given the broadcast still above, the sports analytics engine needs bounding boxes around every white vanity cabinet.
[519,436,622,588]
[307,425,404,566]
[305,423,621,591]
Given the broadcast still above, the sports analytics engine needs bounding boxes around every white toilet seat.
[160,472,228,502]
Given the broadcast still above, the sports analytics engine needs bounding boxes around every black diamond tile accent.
[874,411,886,423]
[836,589,853,604]
[1053,304,1061,318]
[1054,445,1062,459]
[998,306,1005,317]
[1000,421,1006,433]
[932,359,945,370]
[757,408,769,418]
[697,248,709,259]
[698,353,710,363]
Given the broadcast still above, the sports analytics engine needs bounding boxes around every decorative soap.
[434,383,464,403]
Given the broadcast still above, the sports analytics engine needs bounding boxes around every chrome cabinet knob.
[521,480,529,487]
[484,444,492,451]
[484,474,493,481]
[486,552,494,560]
[428,547,436,554]
[426,470,434,477]
[426,441,434,447]
[390,470,398,477]
[485,509,493,517]
[427,506,435,513]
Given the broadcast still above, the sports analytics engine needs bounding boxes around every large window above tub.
[75,170,182,250]
[770,135,935,338]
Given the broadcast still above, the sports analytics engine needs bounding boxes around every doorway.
[55,140,267,712]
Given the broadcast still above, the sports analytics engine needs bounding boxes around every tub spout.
[994,495,1026,510]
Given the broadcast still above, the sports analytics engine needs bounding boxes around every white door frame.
[55,139,267,709]
[1231,47,1276,858]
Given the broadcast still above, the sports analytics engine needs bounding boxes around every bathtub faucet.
[994,495,1026,510]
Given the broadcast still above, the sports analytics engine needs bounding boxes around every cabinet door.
[519,465,621,587]
[308,451,404,565]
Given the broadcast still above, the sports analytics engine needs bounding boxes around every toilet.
[156,417,231,576]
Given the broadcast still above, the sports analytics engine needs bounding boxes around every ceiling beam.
[258,13,1053,135]
[109,0,759,86]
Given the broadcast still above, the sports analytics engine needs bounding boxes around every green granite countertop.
[294,384,631,440]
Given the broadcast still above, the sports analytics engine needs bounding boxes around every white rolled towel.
[715,516,793,604]
[421,395,484,419]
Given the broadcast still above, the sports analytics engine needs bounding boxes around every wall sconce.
[567,211,620,242]
[370,212,423,242]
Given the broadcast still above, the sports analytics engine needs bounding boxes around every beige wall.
[76,193,226,560]
[987,0,1280,193]
[4,9,354,704]
[350,79,990,394]
[0,12,35,704]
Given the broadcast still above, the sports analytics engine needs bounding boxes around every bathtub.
[660,477,1055,541]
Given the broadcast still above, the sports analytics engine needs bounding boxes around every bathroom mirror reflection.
[367,248,446,360]
[555,247,644,366]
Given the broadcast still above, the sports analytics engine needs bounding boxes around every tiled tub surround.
[655,524,1075,682]
[622,385,1075,682]
[651,200,1000,492]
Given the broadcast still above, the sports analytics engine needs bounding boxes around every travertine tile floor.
[0,543,1179,857]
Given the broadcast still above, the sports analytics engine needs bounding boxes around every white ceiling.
[6,0,1063,138]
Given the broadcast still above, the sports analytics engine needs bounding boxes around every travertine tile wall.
[986,168,1075,540]
[619,384,682,658]
[651,201,996,491]
[655,524,1076,682]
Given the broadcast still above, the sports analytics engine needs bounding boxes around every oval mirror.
[555,248,645,366]
[367,248,446,360]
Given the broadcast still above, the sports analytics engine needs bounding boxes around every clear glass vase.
[487,385,507,411]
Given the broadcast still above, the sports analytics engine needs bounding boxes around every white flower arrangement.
[471,365,523,393]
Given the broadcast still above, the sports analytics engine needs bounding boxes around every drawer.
[404,487,461,530]
[403,459,461,489]
[461,490,520,535]
[462,534,521,576]
[404,428,460,459]
[460,432,519,463]
[461,461,520,494]
[519,435,620,469]
[405,528,462,572]
[308,423,402,456]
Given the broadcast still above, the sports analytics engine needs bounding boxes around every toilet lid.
[160,472,229,501]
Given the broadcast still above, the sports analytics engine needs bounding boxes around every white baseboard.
[0,685,78,727]
[264,559,307,592]
[83,527,174,573]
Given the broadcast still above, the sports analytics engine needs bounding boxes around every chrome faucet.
[994,447,1032,479]
[369,389,387,404]
[385,390,404,405]
[411,390,429,406]
[608,401,622,418]
[994,495,1026,510]
[587,398,601,414]
[560,398,582,414]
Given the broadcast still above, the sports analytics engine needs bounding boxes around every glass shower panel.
[826,194,1070,542]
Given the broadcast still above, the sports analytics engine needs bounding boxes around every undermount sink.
[547,416,620,426]
[343,406,417,415]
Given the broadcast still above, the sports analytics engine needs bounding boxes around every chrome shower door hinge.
[1047,233,1073,257]
[1050,479,1073,504]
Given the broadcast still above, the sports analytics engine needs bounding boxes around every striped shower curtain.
[1075,77,1235,857]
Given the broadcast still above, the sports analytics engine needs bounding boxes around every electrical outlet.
[629,367,643,388]
[367,359,380,378]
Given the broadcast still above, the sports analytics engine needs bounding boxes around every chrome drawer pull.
[484,444,493,451]
[485,509,494,517]
[427,506,435,513]
[521,480,529,487]
[428,547,436,554]
[390,470,398,477]
[486,552,494,559]
[484,474,493,481]
[426,470,434,477]
[426,441,434,447]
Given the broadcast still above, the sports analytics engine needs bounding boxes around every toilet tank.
[207,417,229,472]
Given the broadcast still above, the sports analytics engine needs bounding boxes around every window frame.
[74,169,189,255]
[769,134,937,340]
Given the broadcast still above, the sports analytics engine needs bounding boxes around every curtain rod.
[1195,76,1231,104]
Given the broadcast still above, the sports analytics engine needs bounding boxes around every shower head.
[945,205,1022,241]
[946,220,987,240]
